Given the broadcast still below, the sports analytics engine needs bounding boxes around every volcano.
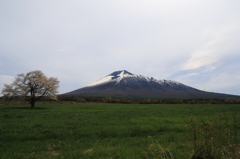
[63,70,240,99]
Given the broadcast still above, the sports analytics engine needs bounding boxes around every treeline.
[58,96,240,104]
[1,95,239,104]
[0,96,58,101]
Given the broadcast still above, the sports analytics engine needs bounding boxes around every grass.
[0,103,240,158]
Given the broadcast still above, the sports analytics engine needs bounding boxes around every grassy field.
[0,103,240,159]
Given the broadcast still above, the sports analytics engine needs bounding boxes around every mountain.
[63,70,240,99]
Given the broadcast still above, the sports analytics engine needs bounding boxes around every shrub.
[189,112,239,159]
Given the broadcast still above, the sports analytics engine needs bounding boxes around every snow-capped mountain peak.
[108,70,134,76]
[86,70,135,87]
[85,70,187,89]
[64,70,240,99]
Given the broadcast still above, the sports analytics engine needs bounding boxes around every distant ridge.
[63,70,240,99]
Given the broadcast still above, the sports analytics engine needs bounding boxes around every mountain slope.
[63,70,240,99]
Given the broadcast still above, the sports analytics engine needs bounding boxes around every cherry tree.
[1,70,59,108]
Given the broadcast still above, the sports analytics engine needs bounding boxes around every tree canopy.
[1,70,59,108]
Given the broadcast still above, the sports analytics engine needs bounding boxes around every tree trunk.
[30,100,35,108]
[29,93,36,108]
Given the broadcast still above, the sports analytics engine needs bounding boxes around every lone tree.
[1,70,59,108]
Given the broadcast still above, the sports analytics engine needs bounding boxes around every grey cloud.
[1,0,240,95]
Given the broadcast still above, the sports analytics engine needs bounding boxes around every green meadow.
[1,103,240,159]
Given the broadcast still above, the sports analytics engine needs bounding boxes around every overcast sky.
[1,0,240,96]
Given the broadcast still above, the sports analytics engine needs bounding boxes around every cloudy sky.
[1,0,240,96]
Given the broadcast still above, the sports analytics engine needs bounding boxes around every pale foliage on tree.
[1,70,59,108]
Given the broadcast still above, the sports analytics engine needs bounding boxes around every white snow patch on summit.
[86,76,114,87]
[119,71,124,77]
[116,71,133,83]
